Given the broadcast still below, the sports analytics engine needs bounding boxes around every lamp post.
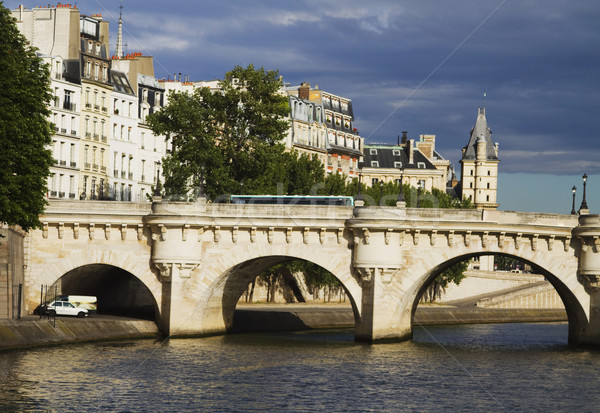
[356,162,364,202]
[153,161,161,197]
[579,173,589,212]
[379,180,384,206]
[397,169,405,205]
[571,186,577,215]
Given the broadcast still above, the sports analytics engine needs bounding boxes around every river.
[1,322,599,412]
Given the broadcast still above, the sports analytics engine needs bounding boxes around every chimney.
[409,139,415,165]
[401,131,408,145]
[298,82,310,100]
[185,74,189,83]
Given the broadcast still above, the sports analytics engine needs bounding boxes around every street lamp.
[153,161,161,197]
[379,180,384,206]
[397,169,405,204]
[356,162,364,202]
[571,186,577,215]
[579,173,589,212]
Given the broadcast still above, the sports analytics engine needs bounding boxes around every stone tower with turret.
[459,107,499,209]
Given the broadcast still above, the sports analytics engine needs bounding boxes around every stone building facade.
[459,107,500,209]
[11,4,169,202]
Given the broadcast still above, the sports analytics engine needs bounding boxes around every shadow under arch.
[51,263,160,320]
[213,256,359,334]
[410,252,588,344]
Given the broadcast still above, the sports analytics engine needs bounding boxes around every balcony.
[113,170,119,178]
[54,72,62,80]
[70,161,76,168]
[69,193,76,199]
[100,165,106,173]
[102,107,107,113]
[94,105,100,111]
[93,134,99,141]
[59,160,66,166]
[58,192,65,198]
[55,126,59,132]
[71,130,77,136]
[85,132,91,138]
[85,103,91,109]
[128,172,133,180]
[92,163,98,171]
[50,191,57,197]
[101,136,107,143]
[141,175,146,182]
[121,171,126,179]
[84,162,91,170]
[63,102,76,111]
[61,128,67,134]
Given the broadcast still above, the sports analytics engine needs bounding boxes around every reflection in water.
[1,323,599,412]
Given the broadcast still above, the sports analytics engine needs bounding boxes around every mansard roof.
[363,144,437,170]
[462,107,498,161]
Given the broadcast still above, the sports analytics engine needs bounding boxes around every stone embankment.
[0,316,158,351]
[232,303,567,332]
[0,305,567,351]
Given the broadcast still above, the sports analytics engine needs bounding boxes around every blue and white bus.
[230,195,354,206]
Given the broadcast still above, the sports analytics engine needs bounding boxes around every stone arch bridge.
[23,199,600,345]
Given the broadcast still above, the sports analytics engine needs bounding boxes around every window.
[418,180,426,190]
[486,195,490,202]
[469,182,473,188]
[371,178,379,186]
[371,161,379,167]
[417,162,425,169]
[488,170,491,176]
[393,149,401,156]
[369,148,377,155]
[487,183,490,189]
[394,161,402,168]
[470,169,474,176]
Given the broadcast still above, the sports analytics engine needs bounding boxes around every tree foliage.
[148,64,325,199]
[0,5,54,231]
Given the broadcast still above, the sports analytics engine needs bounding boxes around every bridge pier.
[354,267,412,342]
[574,215,600,346]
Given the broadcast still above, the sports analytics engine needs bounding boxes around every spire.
[116,1,124,58]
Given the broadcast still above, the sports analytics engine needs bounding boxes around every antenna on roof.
[483,91,487,110]
[116,0,124,58]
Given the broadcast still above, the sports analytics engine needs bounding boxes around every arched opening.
[410,252,587,344]
[48,264,158,320]
[212,256,358,334]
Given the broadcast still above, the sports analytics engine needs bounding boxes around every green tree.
[0,5,54,231]
[148,64,297,199]
[423,260,469,303]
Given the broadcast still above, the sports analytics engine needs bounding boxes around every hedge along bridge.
[22,198,600,345]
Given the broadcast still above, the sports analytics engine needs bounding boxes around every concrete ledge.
[0,317,159,351]
[233,305,568,332]
[413,307,567,325]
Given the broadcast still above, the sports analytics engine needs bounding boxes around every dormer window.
[371,161,379,167]
[393,149,401,156]
[369,148,377,155]
[394,162,402,168]
[417,162,426,169]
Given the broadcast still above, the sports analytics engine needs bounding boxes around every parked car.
[46,301,88,318]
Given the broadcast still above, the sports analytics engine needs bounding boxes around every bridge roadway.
[21,198,600,345]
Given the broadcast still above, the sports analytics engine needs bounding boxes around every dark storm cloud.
[6,0,599,174]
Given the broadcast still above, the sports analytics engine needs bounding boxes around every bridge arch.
[26,246,162,319]
[50,263,160,319]
[401,249,589,344]
[164,244,360,337]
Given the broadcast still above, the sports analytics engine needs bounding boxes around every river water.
[1,322,599,412]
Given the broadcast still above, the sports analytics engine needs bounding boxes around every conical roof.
[462,107,498,160]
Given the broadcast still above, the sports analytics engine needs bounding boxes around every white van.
[57,295,98,314]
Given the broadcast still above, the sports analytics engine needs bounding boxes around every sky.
[6,0,600,213]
